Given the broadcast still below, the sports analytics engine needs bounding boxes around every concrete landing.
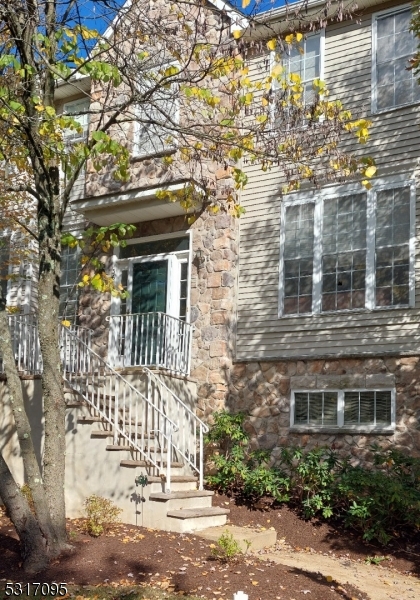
[197,524,277,552]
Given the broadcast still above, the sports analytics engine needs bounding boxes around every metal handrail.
[107,311,194,375]
[61,324,208,490]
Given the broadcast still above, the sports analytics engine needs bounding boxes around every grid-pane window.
[294,392,338,426]
[135,81,178,157]
[179,261,188,321]
[375,9,420,111]
[63,98,90,142]
[375,187,410,306]
[344,391,392,426]
[322,194,367,312]
[280,182,413,316]
[59,245,79,323]
[0,240,9,303]
[283,203,314,315]
[284,33,321,104]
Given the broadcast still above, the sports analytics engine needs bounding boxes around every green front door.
[131,261,168,314]
[130,261,168,365]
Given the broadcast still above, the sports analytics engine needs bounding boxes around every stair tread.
[150,490,214,500]
[119,459,184,467]
[147,476,198,483]
[167,507,230,519]
[78,416,103,423]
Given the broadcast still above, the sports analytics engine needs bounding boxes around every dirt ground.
[1,494,419,600]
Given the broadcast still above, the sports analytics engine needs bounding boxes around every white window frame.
[270,29,325,114]
[290,388,396,432]
[371,4,419,114]
[133,65,180,158]
[111,230,192,322]
[278,175,416,317]
[63,98,90,143]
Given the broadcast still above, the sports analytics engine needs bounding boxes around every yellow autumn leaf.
[362,180,372,190]
[365,165,377,178]
[242,0,251,7]
[296,32,303,42]
[261,97,269,107]
[232,29,241,39]
[271,64,283,77]
[61,320,71,327]
[285,34,294,44]
[251,581,259,586]
[325,575,333,582]
[267,38,277,51]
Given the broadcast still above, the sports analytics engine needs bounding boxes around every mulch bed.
[1,494,419,600]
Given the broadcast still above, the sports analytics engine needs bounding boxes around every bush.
[205,411,290,502]
[333,447,420,545]
[210,531,249,562]
[205,411,420,546]
[84,494,122,537]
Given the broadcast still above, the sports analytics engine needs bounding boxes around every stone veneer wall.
[75,208,239,406]
[228,356,420,464]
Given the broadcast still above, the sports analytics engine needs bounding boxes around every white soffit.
[71,184,202,226]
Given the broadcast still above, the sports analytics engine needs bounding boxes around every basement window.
[291,389,395,431]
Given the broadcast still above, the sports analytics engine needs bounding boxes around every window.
[134,75,179,157]
[0,239,9,303]
[279,178,415,316]
[271,31,324,129]
[63,98,90,143]
[291,389,395,430]
[59,245,80,323]
[372,7,420,112]
[282,32,323,105]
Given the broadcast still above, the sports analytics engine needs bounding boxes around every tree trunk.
[0,447,49,573]
[0,308,60,554]
[37,207,68,548]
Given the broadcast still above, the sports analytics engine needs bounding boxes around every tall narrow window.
[0,239,9,303]
[322,194,367,311]
[63,98,90,143]
[375,187,410,306]
[374,8,420,111]
[283,33,322,104]
[59,245,79,323]
[135,77,179,157]
[283,203,314,315]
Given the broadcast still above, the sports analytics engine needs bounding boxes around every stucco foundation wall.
[228,356,420,464]
[0,378,43,485]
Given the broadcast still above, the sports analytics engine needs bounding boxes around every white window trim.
[270,29,325,87]
[290,388,396,432]
[371,4,418,114]
[111,230,192,320]
[63,98,90,143]
[278,175,416,318]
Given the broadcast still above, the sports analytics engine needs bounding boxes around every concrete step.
[166,507,230,533]
[197,525,277,552]
[150,490,214,501]
[78,416,103,424]
[119,459,184,468]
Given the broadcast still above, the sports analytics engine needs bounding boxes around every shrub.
[83,494,122,537]
[205,411,420,546]
[210,531,249,562]
[205,411,290,502]
[333,448,420,545]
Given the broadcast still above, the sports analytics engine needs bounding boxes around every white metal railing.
[61,325,208,490]
[0,314,91,375]
[108,312,193,375]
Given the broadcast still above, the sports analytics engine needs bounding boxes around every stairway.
[62,326,229,532]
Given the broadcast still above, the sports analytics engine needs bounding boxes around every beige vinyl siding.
[236,4,420,361]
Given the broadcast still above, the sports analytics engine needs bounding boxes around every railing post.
[199,425,204,491]
[166,427,172,494]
